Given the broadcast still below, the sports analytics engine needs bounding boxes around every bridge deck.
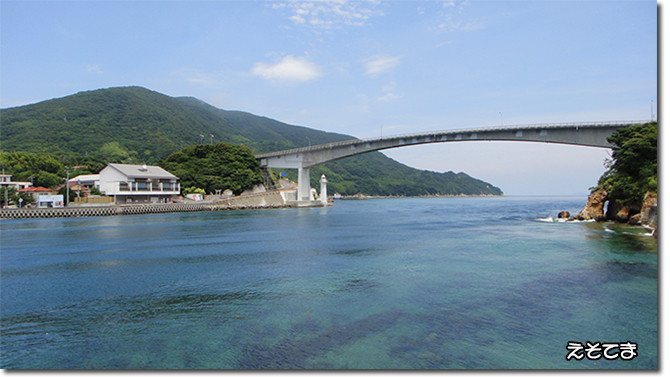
[256,121,646,159]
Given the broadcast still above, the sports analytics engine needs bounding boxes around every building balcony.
[112,182,180,195]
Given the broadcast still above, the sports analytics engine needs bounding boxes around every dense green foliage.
[57,185,78,204]
[0,151,105,189]
[1,86,503,196]
[0,187,34,207]
[597,122,657,204]
[161,143,264,195]
[182,187,207,196]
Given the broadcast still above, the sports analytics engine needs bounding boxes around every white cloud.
[172,68,220,88]
[273,0,382,30]
[376,81,401,102]
[86,64,103,74]
[252,55,322,82]
[437,18,484,32]
[377,91,401,102]
[364,55,400,77]
[433,0,483,32]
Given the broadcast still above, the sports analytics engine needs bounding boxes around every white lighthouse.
[319,174,328,205]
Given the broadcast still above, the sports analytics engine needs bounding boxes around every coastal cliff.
[574,188,657,227]
[572,122,657,232]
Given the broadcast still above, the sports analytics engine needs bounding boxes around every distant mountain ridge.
[0,86,503,196]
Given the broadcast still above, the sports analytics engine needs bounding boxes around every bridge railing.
[256,120,649,158]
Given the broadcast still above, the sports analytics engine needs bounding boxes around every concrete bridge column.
[297,167,311,201]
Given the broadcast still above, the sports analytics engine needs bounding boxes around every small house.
[37,195,64,208]
[68,174,100,192]
[18,186,56,202]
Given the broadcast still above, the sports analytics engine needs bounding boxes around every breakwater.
[0,191,291,219]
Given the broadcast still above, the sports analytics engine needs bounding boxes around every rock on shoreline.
[572,188,608,222]
[569,188,657,232]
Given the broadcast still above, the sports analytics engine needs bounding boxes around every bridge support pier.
[297,167,311,201]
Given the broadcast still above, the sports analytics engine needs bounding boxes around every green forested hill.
[0,86,502,196]
[1,86,351,161]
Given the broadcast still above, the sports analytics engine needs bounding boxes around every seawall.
[0,191,290,219]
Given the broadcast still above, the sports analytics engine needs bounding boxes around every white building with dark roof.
[99,164,180,204]
[68,174,100,190]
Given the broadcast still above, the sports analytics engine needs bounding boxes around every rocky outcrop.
[641,191,658,211]
[608,201,641,223]
[572,187,657,235]
[628,213,642,225]
[557,211,570,219]
[639,191,658,230]
[641,205,658,229]
[573,187,608,221]
[605,190,656,225]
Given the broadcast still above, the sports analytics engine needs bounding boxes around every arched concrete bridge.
[257,121,648,201]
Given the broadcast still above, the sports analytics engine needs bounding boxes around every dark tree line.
[160,143,264,195]
[597,122,657,205]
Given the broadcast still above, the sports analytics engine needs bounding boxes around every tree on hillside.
[597,122,657,205]
[0,151,64,188]
[160,143,264,195]
[0,187,34,208]
[95,142,137,164]
[0,151,106,189]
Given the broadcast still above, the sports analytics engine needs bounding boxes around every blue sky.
[1,0,658,196]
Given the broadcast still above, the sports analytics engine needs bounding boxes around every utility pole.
[65,168,70,207]
[2,168,6,208]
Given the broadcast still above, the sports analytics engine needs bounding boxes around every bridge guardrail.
[256,120,649,158]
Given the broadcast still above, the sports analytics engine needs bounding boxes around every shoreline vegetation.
[566,122,658,235]
[338,193,503,200]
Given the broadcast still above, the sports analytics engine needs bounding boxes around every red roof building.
[18,186,56,201]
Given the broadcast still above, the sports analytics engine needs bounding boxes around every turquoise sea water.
[0,197,657,369]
